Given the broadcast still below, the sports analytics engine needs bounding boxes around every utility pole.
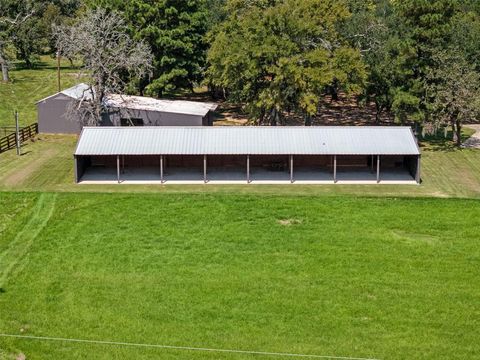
[15,110,21,156]
[57,50,61,92]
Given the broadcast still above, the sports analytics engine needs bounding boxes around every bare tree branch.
[54,8,153,126]
[0,10,35,26]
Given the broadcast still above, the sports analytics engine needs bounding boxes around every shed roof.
[75,126,420,156]
[61,83,94,101]
[36,83,94,103]
[37,84,218,117]
[104,94,218,117]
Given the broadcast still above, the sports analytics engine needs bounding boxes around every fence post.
[15,111,21,156]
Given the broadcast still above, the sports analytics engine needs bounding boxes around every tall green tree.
[207,0,366,125]
[391,0,459,124]
[87,0,209,97]
[0,0,81,73]
[0,0,37,80]
[427,50,480,145]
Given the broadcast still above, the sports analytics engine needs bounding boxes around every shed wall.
[37,94,82,134]
[105,108,205,127]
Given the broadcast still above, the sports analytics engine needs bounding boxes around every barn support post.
[204,155,207,184]
[160,155,164,183]
[74,156,79,184]
[247,155,250,184]
[333,155,337,183]
[290,155,294,183]
[376,155,381,183]
[122,155,125,174]
[116,155,120,184]
[371,155,374,172]
[415,155,421,184]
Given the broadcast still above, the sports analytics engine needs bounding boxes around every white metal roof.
[104,94,218,117]
[37,84,218,117]
[61,83,94,101]
[36,83,94,103]
[75,126,420,156]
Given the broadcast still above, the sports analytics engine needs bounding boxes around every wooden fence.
[0,123,38,153]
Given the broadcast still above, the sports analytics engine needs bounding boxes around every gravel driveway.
[462,124,480,148]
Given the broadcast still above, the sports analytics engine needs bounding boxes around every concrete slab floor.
[79,166,418,185]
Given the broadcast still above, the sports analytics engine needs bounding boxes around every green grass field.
[1,133,480,198]
[0,192,479,360]
[1,57,480,360]
[0,57,83,128]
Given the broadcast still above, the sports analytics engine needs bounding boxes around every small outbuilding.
[74,126,421,185]
[37,83,92,134]
[37,83,218,134]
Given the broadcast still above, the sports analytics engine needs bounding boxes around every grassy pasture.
[0,192,479,360]
[1,52,479,360]
[1,133,480,198]
[0,57,83,128]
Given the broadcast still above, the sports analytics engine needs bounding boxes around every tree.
[86,0,210,97]
[0,1,81,75]
[341,0,395,122]
[450,6,480,71]
[206,0,228,27]
[39,1,83,54]
[54,8,153,126]
[391,0,459,124]
[427,51,480,146]
[10,14,44,68]
[206,0,366,125]
[0,0,36,81]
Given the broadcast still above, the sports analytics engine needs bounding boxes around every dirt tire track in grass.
[0,193,57,288]
[3,149,58,187]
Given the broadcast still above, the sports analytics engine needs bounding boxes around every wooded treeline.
[1,0,479,142]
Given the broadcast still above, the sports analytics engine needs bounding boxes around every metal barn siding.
[106,108,205,127]
[37,84,217,134]
[37,94,83,134]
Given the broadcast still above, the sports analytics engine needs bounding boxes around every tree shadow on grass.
[420,129,474,152]
[11,59,79,72]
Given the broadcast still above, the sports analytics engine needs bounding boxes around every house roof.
[74,126,421,156]
[104,94,218,117]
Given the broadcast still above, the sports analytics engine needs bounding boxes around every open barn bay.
[0,192,479,359]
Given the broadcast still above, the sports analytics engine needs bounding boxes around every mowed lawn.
[0,192,479,360]
[0,57,83,128]
[1,134,480,198]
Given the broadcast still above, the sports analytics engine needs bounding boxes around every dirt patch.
[4,148,58,187]
[214,102,249,126]
[278,219,302,226]
[314,93,394,126]
[391,230,439,245]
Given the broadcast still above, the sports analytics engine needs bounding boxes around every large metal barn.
[74,126,421,185]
